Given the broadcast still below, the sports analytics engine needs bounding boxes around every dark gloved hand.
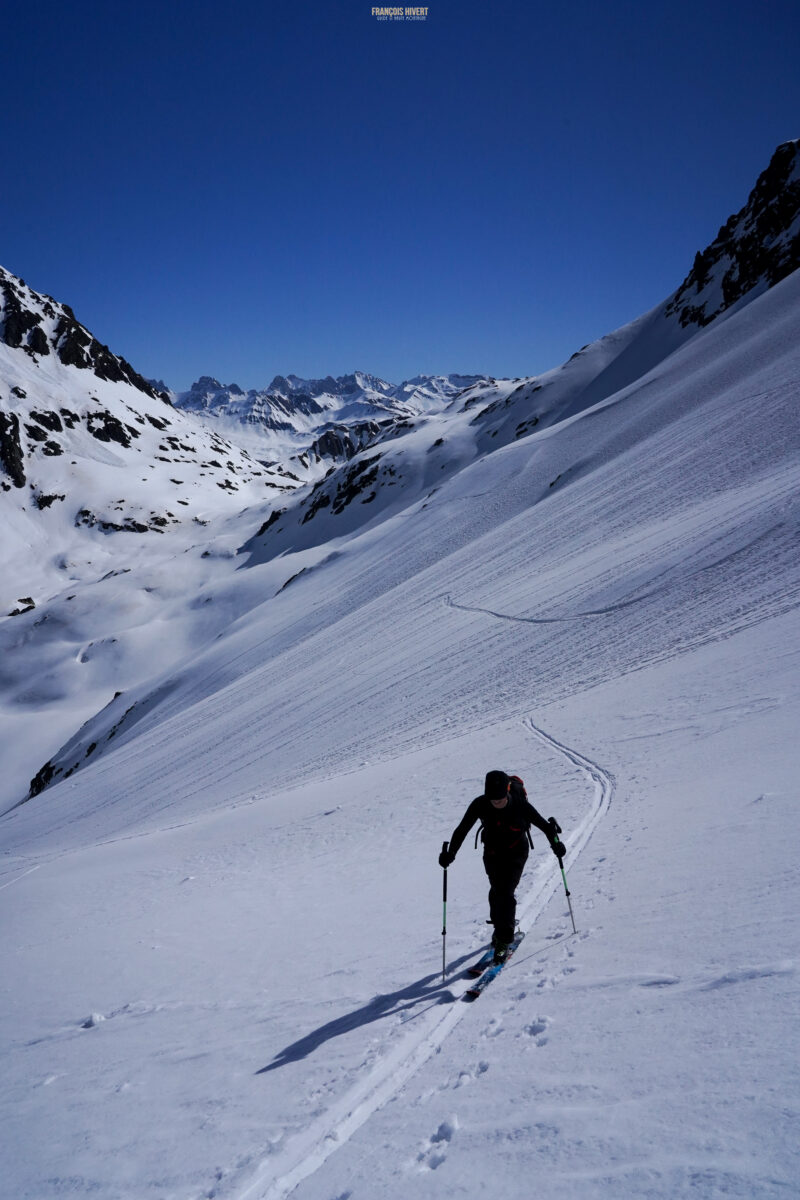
[439,848,455,868]
[547,816,562,836]
[550,837,566,862]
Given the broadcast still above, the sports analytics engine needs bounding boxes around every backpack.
[474,774,534,850]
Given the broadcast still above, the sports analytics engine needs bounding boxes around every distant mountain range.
[170,371,491,481]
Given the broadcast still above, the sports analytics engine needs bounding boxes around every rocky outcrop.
[0,267,172,404]
[667,139,800,328]
[0,410,26,487]
[86,410,140,447]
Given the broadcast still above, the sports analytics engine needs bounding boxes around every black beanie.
[484,770,509,799]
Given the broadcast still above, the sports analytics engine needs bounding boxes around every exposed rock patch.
[0,410,26,487]
[86,410,139,446]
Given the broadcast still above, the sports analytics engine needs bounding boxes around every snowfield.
[2,260,800,1193]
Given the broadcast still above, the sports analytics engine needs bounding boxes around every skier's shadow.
[256,948,480,1074]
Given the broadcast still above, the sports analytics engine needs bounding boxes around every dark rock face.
[301,487,332,524]
[0,275,50,354]
[301,454,382,524]
[76,508,151,534]
[310,427,358,460]
[9,596,36,615]
[34,492,65,509]
[30,410,64,433]
[667,139,800,328]
[26,696,138,800]
[75,506,181,534]
[305,420,385,464]
[0,410,26,487]
[86,410,138,447]
[256,507,285,537]
[0,266,172,404]
[28,326,49,355]
[29,761,57,797]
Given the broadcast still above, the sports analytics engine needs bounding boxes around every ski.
[463,931,525,1000]
[465,947,496,978]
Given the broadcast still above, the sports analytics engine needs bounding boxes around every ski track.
[443,590,658,624]
[0,863,41,891]
[237,718,613,1200]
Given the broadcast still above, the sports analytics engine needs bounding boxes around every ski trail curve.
[236,721,613,1200]
[516,718,613,929]
[442,590,659,624]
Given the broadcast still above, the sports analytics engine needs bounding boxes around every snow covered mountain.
[1,140,799,1200]
[3,135,798,815]
[0,266,292,611]
[667,137,800,327]
[172,370,490,482]
[243,140,800,560]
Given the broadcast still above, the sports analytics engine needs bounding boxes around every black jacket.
[448,779,554,859]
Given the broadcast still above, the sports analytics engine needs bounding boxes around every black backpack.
[475,774,534,851]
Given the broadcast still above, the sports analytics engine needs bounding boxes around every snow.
[1,263,800,1199]
[172,372,487,479]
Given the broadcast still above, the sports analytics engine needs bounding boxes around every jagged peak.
[0,265,170,404]
[667,138,800,329]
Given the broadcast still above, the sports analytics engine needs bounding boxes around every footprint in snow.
[416,1117,458,1171]
[453,1060,490,1088]
[523,1016,552,1046]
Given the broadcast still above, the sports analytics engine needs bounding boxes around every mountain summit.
[667,138,800,327]
[0,266,167,402]
[0,267,289,610]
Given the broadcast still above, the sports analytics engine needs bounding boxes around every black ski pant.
[483,848,528,944]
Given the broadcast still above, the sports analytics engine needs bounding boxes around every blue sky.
[2,0,798,390]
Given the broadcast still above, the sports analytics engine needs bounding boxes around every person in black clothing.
[439,769,565,962]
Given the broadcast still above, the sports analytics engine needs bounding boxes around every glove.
[439,848,455,868]
[550,837,566,862]
[547,816,562,836]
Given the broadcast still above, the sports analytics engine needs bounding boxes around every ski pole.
[560,861,577,934]
[441,841,449,982]
[548,817,577,935]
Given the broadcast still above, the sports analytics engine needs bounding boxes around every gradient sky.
[2,0,798,391]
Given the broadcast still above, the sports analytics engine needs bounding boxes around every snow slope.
[1,142,799,1200]
[1,263,799,1199]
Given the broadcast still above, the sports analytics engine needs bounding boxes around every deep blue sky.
[2,0,798,390]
